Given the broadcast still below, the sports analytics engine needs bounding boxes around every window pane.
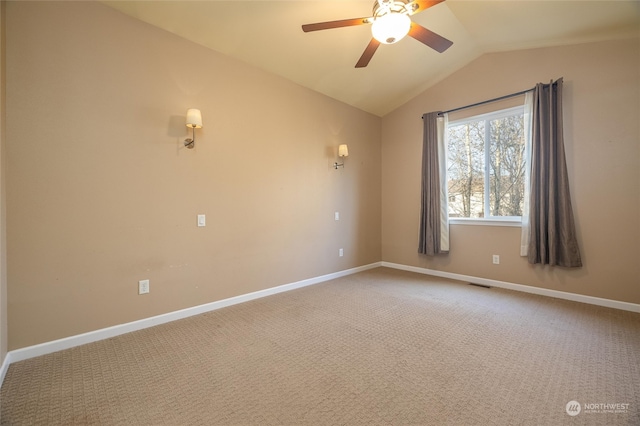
[488,114,525,217]
[447,121,485,218]
[446,106,525,220]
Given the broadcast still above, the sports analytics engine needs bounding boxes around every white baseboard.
[0,351,11,388]
[2,262,381,377]
[381,261,640,313]
[4,260,637,389]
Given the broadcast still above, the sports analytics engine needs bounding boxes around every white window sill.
[449,218,522,228]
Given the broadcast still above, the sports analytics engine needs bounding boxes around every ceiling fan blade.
[409,0,446,15]
[355,38,381,68]
[408,23,453,53]
[302,17,371,33]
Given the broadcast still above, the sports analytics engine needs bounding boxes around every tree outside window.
[447,107,525,219]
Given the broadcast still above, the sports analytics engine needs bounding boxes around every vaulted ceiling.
[103,1,640,116]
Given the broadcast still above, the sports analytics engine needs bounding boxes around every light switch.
[138,279,150,295]
[197,214,206,227]
[335,211,340,221]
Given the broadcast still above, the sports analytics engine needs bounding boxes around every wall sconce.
[333,144,349,169]
[184,108,203,149]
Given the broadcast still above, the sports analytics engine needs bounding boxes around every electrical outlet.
[138,279,150,295]
[339,248,344,257]
[492,255,500,265]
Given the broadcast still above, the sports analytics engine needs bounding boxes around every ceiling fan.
[302,0,453,68]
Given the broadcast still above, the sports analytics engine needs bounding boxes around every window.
[447,106,525,222]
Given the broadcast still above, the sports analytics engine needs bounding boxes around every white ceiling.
[103,0,640,117]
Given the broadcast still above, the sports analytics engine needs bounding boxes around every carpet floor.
[1,267,639,425]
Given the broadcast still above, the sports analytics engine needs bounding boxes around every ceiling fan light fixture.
[371,12,411,44]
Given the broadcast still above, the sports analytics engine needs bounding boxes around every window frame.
[446,105,526,227]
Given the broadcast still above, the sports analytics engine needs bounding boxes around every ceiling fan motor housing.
[372,0,413,17]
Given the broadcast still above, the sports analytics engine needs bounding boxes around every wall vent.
[469,283,491,289]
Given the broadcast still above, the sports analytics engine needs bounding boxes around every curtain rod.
[436,87,533,116]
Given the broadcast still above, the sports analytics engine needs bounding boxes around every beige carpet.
[1,267,639,425]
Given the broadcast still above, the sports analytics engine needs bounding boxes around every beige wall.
[5,2,381,350]
[382,38,640,304]
[4,1,638,353]
[1,0,7,364]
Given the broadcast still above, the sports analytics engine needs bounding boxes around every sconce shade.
[338,144,349,157]
[186,108,203,128]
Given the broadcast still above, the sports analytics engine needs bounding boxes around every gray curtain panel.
[419,112,447,255]
[528,79,582,267]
